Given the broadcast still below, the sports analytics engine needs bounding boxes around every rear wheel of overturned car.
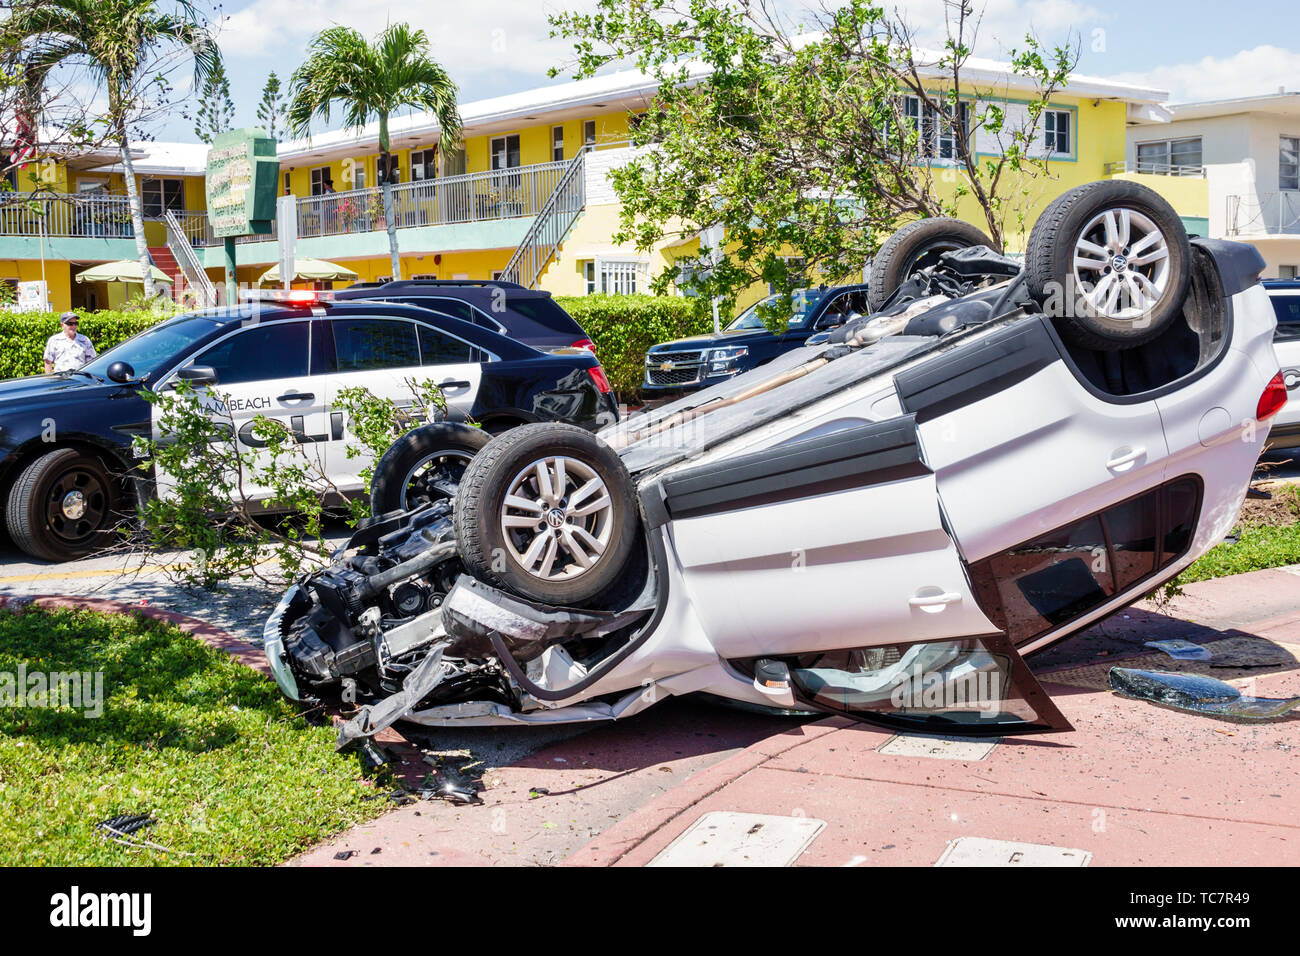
[866,217,996,312]
[1025,179,1191,351]
[369,422,493,515]
[453,422,640,606]
[5,448,121,562]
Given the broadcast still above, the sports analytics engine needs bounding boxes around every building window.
[903,96,971,161]
[1280,265,1298,280]
[310,166,333,195]
[441,146,466,177]
[767,256,807,294]
[1281,136,1300,191]
[351,161,366,191]
[586,259,647,295]
[1136,137,1202,174]
[411,148,437,182]
[1044,110,1070,155]
[583,120,596,148]
[552,126,564,163]
[283,171,291,195]
[490,134,521,170]
[141,178,184,217]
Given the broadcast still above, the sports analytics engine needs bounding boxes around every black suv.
[334,279,596,353]
[643,285,871,394]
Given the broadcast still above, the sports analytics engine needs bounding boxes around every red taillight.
[587,364,612,394]
[572,338,597,355]
[1257,371,1288,421]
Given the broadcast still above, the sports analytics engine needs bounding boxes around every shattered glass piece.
[1109,667,1300,722]
[1143,639,1213,661]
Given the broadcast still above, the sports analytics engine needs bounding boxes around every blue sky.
[150,0,1300,141]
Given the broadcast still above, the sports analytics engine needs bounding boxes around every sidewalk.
[567,568,1300,866]
[296,565,1300,867]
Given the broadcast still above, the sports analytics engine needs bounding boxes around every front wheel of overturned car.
[1025,179,1191,351]
[866,217,995,312]
[453,422,640,607]
[369,422,493,514]
[5,448,121,562]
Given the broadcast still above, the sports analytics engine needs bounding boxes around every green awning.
[74,260,173,284]
[258,258,359,284]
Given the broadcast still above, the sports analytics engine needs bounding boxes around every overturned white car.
[264,180,1289,742]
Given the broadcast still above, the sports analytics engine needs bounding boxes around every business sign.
[205,128,279,238]
[17,280,48,311]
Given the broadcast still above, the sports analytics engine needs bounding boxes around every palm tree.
[6,0,220,299]
[287,24,461,283]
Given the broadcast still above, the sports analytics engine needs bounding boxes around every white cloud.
[1108,45,1300,104]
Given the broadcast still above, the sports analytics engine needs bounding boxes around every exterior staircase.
[161,211,217,308]
[148,245,181,286]
[499,150,588,288]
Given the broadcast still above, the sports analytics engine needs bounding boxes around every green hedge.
[0,309,168,380]
[556,294,713,398]
[2,295,709,397]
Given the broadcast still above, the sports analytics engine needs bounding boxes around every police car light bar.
[240,289,336,306]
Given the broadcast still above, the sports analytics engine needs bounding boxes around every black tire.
[453,422,640,606]
[369,422,492,514]
[1025,179,1191,351]
[5,448,121,562]
[867,217,995,311]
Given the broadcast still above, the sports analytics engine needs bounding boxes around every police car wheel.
[5,448,121,562]
[369,422,492,514]
[454,422,640,607]
[1025,180,1191,350]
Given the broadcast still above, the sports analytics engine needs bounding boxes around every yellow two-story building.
[2,58,1202,313]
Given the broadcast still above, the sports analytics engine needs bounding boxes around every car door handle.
[908,592,963,608]
[437,380,471,390]
[1106,446,1146,471]
[277,391,315,402]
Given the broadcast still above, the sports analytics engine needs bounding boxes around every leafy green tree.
[193,57,235,144]
[256,71,284,140]
[5,0,221,300]
[287,24,461,282]
[549,0,1076,320]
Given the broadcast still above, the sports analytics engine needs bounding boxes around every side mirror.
[106,361,136,383]
[176,365,219,387]
[813,313,844,331]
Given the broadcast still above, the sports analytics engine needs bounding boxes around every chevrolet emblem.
[659,361,675,371]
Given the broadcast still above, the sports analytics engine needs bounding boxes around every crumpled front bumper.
[263,584,307,702]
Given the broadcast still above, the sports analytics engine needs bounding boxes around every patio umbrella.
[257,258,359,285]
[74,260,173,285]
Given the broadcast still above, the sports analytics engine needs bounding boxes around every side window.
[1271,296,1300,340]
[193,321,310,385]
[969,477,1202,647]
[331,319,420,372]
[418,325,475,365]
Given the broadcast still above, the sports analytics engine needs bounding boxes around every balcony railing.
[0,191,135,238]
[1106,160,1206,178]
[1227,192,1300,237]
[2,159,576,249]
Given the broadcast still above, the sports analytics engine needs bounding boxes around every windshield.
[80,316,224,380]
[725,289,826,332]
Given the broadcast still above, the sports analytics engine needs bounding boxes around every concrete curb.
[0,592,269,676]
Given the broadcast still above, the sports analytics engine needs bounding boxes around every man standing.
[43,312,96,374]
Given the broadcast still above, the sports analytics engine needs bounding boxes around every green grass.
[1173,522,1300,584]
[1170,483,1300,586]
[0,607,387,866]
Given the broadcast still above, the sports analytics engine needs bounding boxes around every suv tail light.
[1257,371,1288,421]
[572,338,597,354]
[587,365,612,394]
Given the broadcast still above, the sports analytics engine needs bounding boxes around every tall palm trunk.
[380,147,401,281]
[117,127,157,300]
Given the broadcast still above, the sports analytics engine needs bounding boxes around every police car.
[0,291,618,563]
